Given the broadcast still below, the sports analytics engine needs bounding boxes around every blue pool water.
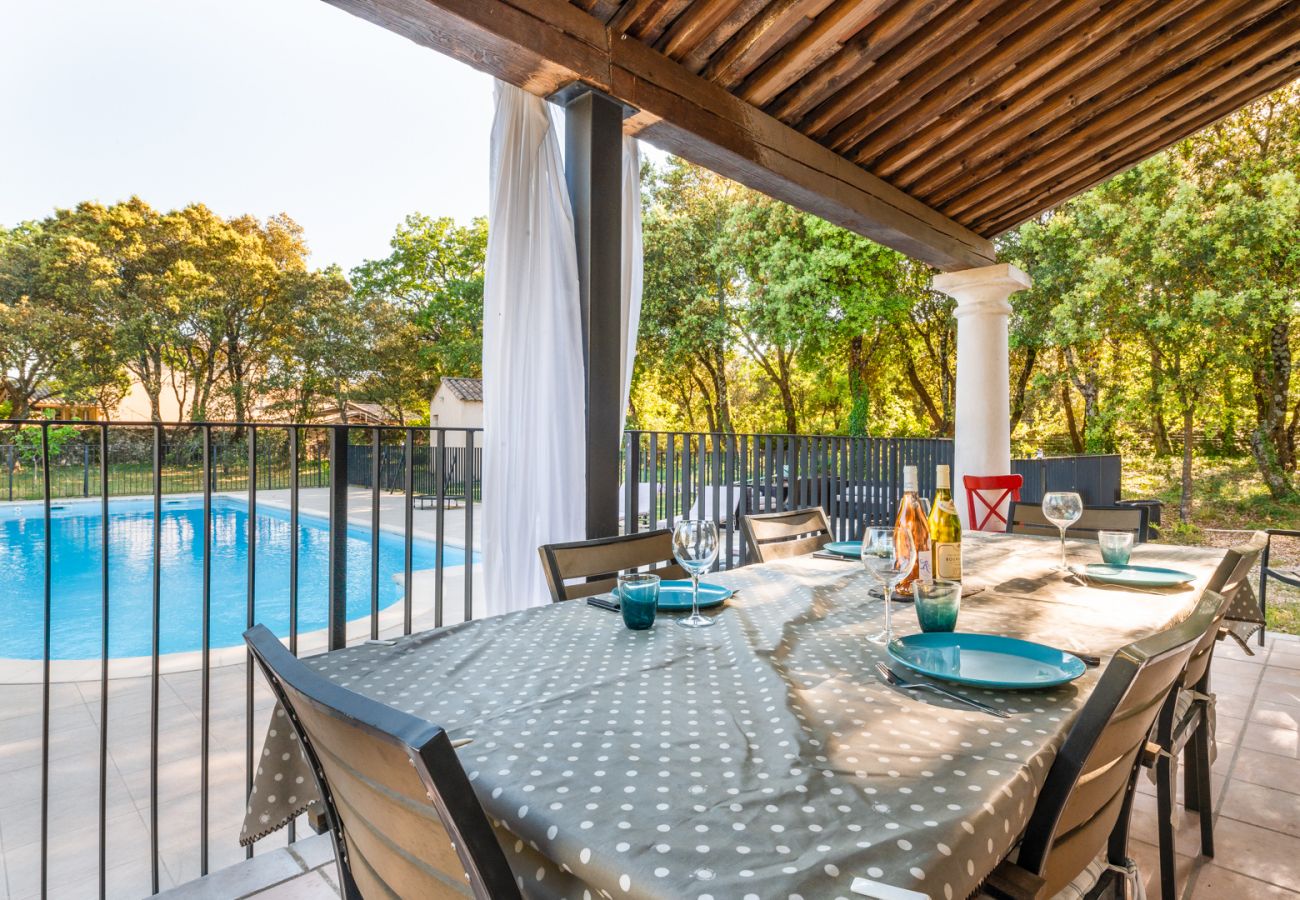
[0,497,470,659]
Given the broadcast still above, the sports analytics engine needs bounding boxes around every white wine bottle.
[928,464,962,581]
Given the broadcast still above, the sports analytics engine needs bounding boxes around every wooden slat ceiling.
[570,0,1300,237]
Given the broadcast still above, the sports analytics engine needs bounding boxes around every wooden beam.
[702,0,836,90]
[321,0,996,270]
[971,53,1300,235]
[848,0,1114,166]
[912,0,1283,205]
[735,0,896,108]
[895,0,1266,196]
[765,0,960,125]
[941,10,1300,220]
[865,0,1164,177]
[796,0,993,137]
[823,0,1073,150]
[659,0,754,63]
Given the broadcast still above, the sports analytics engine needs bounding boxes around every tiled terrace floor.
[151,632,1300,900]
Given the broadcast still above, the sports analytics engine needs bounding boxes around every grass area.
[2,461,329,501]
[1124,453,1300,635]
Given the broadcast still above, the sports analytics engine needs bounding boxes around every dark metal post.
[563,87,625,539]
[327,426,348,650]
[83,442,90,497]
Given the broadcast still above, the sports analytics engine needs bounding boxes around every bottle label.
[933,542,962,580]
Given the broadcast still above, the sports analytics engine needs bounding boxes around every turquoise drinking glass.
[914,580,961,633]
[1098,530,1133,566]
[618,573,660,630]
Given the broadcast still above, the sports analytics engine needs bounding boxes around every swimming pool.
[0,497,470,659]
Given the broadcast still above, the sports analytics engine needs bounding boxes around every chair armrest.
[982,861,1047,900]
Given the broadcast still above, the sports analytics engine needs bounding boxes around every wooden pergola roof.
[329,0,1300,270]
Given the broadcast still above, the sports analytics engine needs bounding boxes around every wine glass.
[672,519,719,629]
[1042,491,1084,572]
[861,526,917,645]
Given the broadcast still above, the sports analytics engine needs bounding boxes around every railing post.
[83,442,90,497]
[327,426,348,651]
[6,445,12,501]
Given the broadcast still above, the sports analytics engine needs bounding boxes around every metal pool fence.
[0,418,1119,897]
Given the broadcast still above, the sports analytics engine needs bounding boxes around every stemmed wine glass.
[1042,491,1084,572]
[672,519,719,629]
[861,526,917,645]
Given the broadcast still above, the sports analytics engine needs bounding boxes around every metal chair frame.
[537,528,688,602]
[244,625,522,900]
[984,589,1225,900]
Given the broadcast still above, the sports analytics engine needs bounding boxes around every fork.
[874,662,1011,718]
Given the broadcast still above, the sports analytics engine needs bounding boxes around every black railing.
[621,431,1124,566]
[0,419,481,898]
[0,419,1121,897]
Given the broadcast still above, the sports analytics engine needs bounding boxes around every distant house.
[429,377,482,447]
[23,372,185,422]
[311,400,399,426]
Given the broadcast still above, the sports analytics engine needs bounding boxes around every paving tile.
[1129,775,1223,854]
[1128,838,1195,898]
[1243,722,1300,759]
[1190,864,1300,899]
[153,845,304,899]
[286,833,335,871]
[0,684,86,723]
[1258,682,1300,711]
[1215,658,1267,683]
[1210,673,1261,701]
[1263,667,1300,689]
[1254,702,1300,731]
[1227,747,1300,795]
[3,806,148,898]
[248,869,337,899]
[1221,779,1300,839]
[1209,814,1300,892]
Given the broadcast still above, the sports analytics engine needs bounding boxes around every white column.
[932,263,1031,528]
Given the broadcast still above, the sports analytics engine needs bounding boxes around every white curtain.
[482,81,586,615]
[619,135,643,432]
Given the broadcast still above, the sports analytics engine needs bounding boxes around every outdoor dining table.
[242,532,1223,900]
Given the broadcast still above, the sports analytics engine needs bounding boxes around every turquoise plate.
[657,581,733,611]
[887,632,1086,690]
[1080,563,1195,588]
[824,541,861,558]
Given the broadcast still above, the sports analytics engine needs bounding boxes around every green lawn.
[1124,454,1300,635]
[2,461,329,502]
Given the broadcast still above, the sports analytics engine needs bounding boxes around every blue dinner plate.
[657,581,733,611]
[824,541,861,558]
[887,632,1087,690]
[1080,563,1195,588]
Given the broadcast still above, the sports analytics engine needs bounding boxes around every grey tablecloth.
[242,534,1222,900]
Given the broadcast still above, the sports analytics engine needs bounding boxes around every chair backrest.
[1208,530,1269,630]
[963,474,1023,532]
[537,528,688,602]
[740,507,833,563]
[244,625,521,900]
[1007,501,1150,543]
[1012,589,1225,896]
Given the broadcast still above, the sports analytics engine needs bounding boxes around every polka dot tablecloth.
[242,534,1222,900]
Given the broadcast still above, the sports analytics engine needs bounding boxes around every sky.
[0,0,500,272]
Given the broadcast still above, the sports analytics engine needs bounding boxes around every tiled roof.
[441,377,483,402]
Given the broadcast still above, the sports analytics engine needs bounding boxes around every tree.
[351,214,486,414]
[0,221,124,420]
[640,161,739,433]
